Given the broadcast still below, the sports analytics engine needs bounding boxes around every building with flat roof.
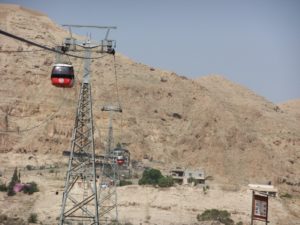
[170,167,205,185]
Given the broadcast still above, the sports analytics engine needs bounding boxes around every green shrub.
[187,177,195,184]
[203,186,209,194]
[28,213,38,223]
[26,165,34,170]
[197,209,234,225]
[138,168,174,188]
[39,165,45,170]
[23,182,39,195]
[119,180,133,186]
[138,168,163,185]
[236,222,243,225]
[0,183,7,192]
[108,220,121,225]
[158,176,173,188]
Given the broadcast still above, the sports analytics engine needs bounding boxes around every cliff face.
[0,4,299,192]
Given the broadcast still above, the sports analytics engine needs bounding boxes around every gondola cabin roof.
[113,147,129,153]
[52,63,73,67]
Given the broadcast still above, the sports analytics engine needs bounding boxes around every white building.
[170,168,205,185]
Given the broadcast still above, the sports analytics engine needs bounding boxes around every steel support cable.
[0,49,48,53]
[112,55,123,144]
[0,29,108,59]
[94,54,124,151]
[113,55,121,106]
[72,58,85,104]
[0,40,56,53]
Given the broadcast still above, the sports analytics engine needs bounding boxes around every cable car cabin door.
[51,64,74,88]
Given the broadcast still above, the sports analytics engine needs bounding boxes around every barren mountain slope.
[0,3,299,194]
[279,99,300,122]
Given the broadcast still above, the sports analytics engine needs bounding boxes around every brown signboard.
[252,193,268,222]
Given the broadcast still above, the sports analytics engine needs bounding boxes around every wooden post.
[266,194,269,225]
[251,190,254,225]
[4,113,8,131]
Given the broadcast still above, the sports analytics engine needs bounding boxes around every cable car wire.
[113,55,121,106]
[112,54,124,145]
[0,29,108,59]
[0,49,48,53]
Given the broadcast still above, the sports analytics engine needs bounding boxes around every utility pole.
[59,25,116,225]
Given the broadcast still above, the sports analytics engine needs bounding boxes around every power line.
[0,28,108,59]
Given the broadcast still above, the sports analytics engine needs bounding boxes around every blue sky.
[1,0,300,103]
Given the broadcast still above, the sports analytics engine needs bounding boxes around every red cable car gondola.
[116,155,125,165]
[51,63,74,88]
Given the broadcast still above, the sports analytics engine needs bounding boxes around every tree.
[138,168,163,185]
[138,168,174,188]
[158,176,174,188]
[7,167,19,196]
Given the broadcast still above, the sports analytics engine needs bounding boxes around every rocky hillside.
[279,99,300,121]
[0,4,299,194]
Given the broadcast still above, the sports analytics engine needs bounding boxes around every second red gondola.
[116,155,125,165]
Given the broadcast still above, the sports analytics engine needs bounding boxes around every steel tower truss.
[98,105,122,224]
[59,25,116,225]
[59,49,99,225]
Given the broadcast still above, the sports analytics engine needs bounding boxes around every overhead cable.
[0,28,108,59]
[0,49,48,53]
[112,54,123,144]
[113,55,121,106]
